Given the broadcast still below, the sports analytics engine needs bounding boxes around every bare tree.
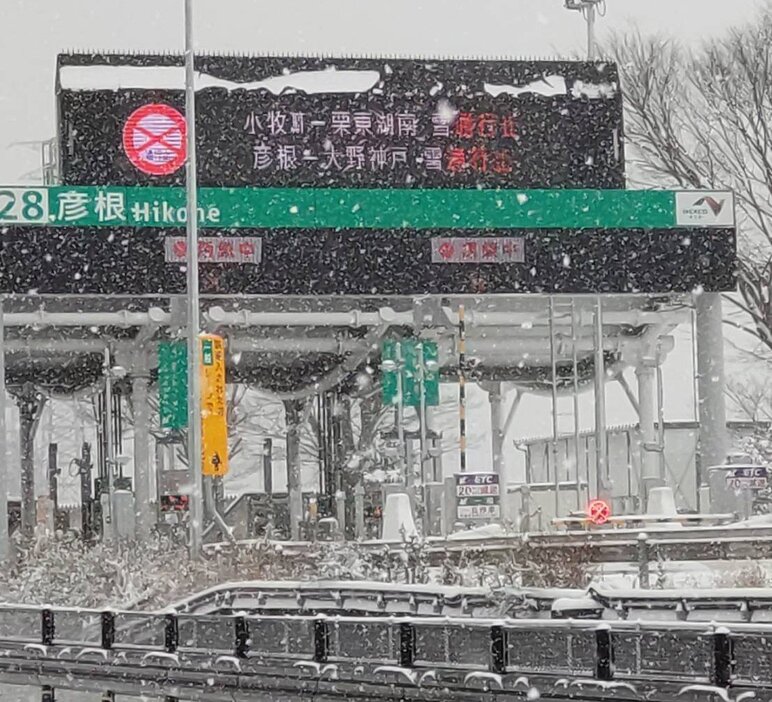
[607,15,772,350]
[725,377,772,423]
[114,384,302,467]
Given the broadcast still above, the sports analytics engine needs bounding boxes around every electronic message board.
[56,53,625,190]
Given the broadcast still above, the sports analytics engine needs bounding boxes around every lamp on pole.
[563,0,606,60]
[184,0,205,560]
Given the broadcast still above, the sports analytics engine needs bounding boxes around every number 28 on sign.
[0,188,48,224]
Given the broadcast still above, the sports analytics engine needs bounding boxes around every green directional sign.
[158,341,188,430]
[0,186,735,230]
[382,339,440,408]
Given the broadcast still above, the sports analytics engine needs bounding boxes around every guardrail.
[171,581,524,618]
[212,524,772,565]
[397,526,772,563]
[167,580,772,623]
[0,603,769,694]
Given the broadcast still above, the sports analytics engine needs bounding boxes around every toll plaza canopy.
[0,53,733,394]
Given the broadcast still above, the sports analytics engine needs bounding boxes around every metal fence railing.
[0,603,768,690]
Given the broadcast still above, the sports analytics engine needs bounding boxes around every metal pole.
[586,2,596,59]
[184,0,204,560]
[549,297,560,519]
[571,298,582,511]
[458,304,467,473]
[417,341,428,508]
[594,296,608,498]
[103,348,115,540]
[691,306,700,423]
[564,1,602,61]
[0,299,9,563]
[395,342,406,484]
[655,340,666,482]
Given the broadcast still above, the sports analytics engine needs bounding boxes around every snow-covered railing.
[168,579,772,625]
[170,580,514,618]
[0,604,770,690]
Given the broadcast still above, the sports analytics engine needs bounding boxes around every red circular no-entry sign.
[122,104,187,176]
[587,499,611,526]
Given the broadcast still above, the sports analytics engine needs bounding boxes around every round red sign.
[122,104,187,176]
[587,499,611,526]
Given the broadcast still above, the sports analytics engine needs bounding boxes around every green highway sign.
[158,341,188,430]
[382,339,440,408]
[0,186,735,230]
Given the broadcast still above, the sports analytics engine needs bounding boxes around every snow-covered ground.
[2,531,770,611]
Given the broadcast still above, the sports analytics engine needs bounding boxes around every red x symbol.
[123,104,187,176]
[133,123,182,154]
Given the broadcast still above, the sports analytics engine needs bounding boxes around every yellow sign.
[200,334,228,477]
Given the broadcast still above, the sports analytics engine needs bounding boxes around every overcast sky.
[0,0,766,181]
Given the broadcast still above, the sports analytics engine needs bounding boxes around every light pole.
[563,0,606,60]
[184,0,205,560]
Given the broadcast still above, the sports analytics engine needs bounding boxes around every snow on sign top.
[56,53,625,190]
[59,65,382,95]
[122,104,187,176]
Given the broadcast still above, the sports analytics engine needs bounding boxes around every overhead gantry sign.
[0,186,736,296]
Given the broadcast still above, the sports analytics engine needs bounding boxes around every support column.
[0,298,9,562]
[15,384,45,538]
[132,370,152,540]
[636,359,662,502]
[486,382,504,480]
[285,400,303,540]
[593,297,609,499]
[695,293,728,478]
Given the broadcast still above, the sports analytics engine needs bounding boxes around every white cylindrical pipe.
[695,293,728,475]
[637,360,661,502]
